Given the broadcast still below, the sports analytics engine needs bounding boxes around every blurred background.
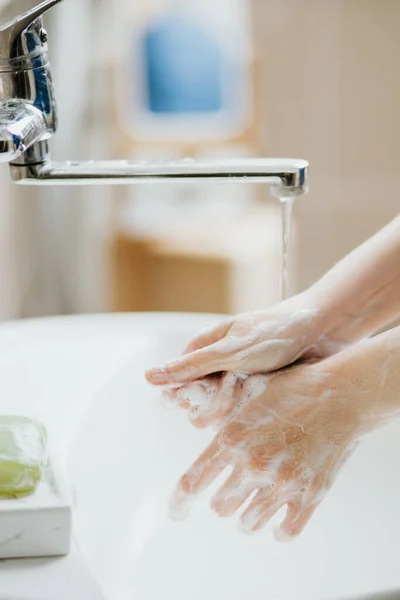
[0,0,398,320]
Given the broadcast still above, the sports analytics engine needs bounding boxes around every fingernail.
[160,389,178,408]
[147,366,196,386]
[239,519,258,535]
[239,509,261,535]
[146,368,168,383]
[273,525,296,543]
[210,497,225,516]
[169,488,193,522]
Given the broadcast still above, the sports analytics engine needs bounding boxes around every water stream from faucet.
[280,197,294,300]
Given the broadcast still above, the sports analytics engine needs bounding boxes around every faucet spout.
[9,156,309,196]
[0,100,47,163]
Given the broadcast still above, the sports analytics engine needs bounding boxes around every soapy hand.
[144,215,400,540]
[147,291,348,428]
[170,344,389,540]
[146,293,342,389]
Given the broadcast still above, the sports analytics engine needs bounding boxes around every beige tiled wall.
[253,0,399,291]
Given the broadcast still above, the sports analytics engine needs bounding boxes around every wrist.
[298,285,343,342]
[324,332,400,428]
[303,280,366,345]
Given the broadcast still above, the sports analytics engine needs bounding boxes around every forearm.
[325,324,400,424]
[308,215,400,343]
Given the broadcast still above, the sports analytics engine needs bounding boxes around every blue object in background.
[141,15,223,114]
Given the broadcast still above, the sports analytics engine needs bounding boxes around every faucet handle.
[0,0,63,70]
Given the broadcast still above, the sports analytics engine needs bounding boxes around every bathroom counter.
[0,542,105,599]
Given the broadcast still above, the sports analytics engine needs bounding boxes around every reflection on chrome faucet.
[0,0,308,197]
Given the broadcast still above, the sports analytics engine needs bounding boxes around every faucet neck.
[0,16,49,72]
[0,0,62,72]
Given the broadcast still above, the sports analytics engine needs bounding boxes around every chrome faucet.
[0,0,309,196]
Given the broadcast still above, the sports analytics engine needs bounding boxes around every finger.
[274,500,320,542]
[191,372,241,429]
[309,443,358,500]
[161,377,219,416]
[177,438,230,497]
[170,437,230,521]
[160,387,191,410]
[160,372,242,428]
[182,320,233,354]
[184,377,220,423]
[273,445,359,539]
[211,468,258,517]
[146,337,244,386]
[240,486,285,534]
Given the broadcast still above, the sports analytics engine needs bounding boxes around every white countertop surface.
[0,542,105,600]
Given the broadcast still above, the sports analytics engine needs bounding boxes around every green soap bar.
[0,416,48,498]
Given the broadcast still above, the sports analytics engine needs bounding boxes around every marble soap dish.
[0,458,73,559]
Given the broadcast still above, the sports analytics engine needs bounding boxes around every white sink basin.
[0,313,399,600]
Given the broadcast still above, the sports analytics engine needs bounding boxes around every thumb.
[182,319,233,354]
